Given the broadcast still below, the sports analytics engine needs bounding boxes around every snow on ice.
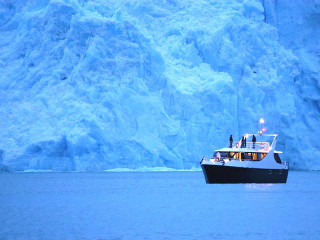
[0,0,319,171]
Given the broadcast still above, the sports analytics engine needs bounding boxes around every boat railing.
[227,141,270,150]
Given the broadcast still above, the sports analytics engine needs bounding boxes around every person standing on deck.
[244,136,247,148]
[241,136,245,148]
[229,135,233,148]
[252,135,256,149]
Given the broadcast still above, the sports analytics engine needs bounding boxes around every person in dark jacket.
[244,136,247,148]
[229,135,233,148]
[252,135,256,149]
[241,136,245,148]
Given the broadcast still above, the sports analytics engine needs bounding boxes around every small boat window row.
[213,151,268,161]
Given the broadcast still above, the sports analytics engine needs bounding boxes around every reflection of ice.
[104,167,202,172]
[245,183,274,190]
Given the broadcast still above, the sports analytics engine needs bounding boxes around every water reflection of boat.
[200,133,289,184]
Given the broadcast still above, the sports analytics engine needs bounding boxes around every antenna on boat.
[259,118,266,135]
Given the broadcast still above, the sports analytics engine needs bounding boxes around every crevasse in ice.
[0,0,319,171]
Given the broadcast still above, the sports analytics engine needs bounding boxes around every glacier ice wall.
[0,0,319,171]
[262,0,320,170]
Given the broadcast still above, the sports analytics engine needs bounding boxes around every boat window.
[220,152,229,158]
[242,152,263,161]
[234,152,241,160]
[217,152,268,161]
[258,153,267,160]
[242,152,257,161]
[274,153,281,163]
[214,152,240,158]
[213,152,229,158]
[252,153,258,160]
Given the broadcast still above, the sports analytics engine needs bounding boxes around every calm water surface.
[0,171,320,240]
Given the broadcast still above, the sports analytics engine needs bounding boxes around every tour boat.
[200,133,289,184]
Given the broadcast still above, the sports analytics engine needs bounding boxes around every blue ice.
[0,0,319,171]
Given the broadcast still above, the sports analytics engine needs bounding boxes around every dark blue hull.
[201,164,288,184]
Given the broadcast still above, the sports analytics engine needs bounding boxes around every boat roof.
[215,147,283,154]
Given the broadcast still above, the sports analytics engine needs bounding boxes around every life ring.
[236,142,239,148]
